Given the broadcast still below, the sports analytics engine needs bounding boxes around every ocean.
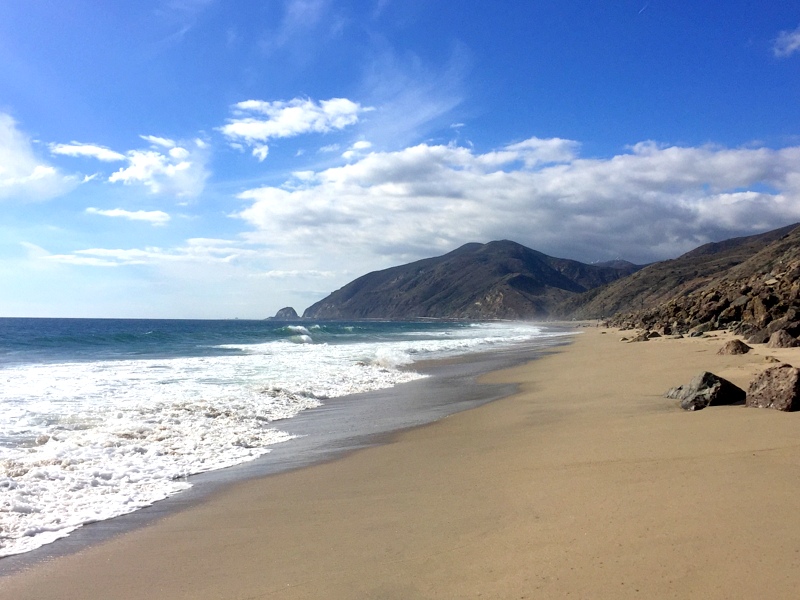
[0,317,571,560]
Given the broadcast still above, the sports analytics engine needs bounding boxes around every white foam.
[0,321,567,557]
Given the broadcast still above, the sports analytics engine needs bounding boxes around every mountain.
[562,223,800,319]
[303,240,640,320]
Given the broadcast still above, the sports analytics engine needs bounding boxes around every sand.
[2,327,800,599]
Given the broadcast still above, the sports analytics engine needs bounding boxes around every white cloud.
[256,269,336,279]
[140,135,176,148]
[41,239,259,268]
[234,137,800,267]
[108,137,209,198]
[220,97,368,158]
[49,142,126,162]
[774,24,800,58]
[342,139,373,160]
[0,113,79,202]
[85,207,171,226]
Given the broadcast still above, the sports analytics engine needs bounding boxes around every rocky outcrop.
[717,339,751,355]
[766,330,800,348]
[746,364,800,411]
[606,225,800,338]
[271,307,301,320]
[566,223,799,320]
[665,372,746,411]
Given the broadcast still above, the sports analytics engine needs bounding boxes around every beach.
[2,326,800,599]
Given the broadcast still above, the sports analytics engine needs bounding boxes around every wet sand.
[2,327,800,599]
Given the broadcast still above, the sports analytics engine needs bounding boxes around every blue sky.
[2,0,800,318]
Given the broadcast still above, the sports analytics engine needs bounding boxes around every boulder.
[746,328,772,344]
[746,364,800,411]
[627,331,650,343]
[766,330,800,349]
[665,371,746,411]
[717,339,752,355]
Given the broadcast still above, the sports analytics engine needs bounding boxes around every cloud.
[139,135,176,148]
[256,269,336,279]
[40,238,259,268]
[0,113,79,202]
[342,139,373,160]
[260,0,334,52]
[108,137,209,198]
[356,43,468,149]
[220,97,368,160]
[234,137,800,267]
[85,207,171,225]
[774,24,800,58]
[49,142,126,162]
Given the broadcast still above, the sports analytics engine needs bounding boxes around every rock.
[665,371,746,411]
[627,331,650,343]
[746,364,800,411]
[272,307,300,320]
[764,356,782,363]
[746,328,772,344]
[690,322,714,335]
[646,331,662,339]
[717,339,752,355]
[766,330,800,348]
[688,331,705,338]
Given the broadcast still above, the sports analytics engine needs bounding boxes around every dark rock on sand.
[717,339,752,355]
[665,371,746,411]
[746,364,800,411]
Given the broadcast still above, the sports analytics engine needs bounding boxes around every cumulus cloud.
[85,207,171,226]
[108,137,209,198]
[49,142,126,162]
[774,24,800,58]
[0,113,79,201]
[234,136,800,266]
[342,139,373,160]
[220,97,368,161]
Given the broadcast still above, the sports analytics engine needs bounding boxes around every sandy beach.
[2,327,800,599]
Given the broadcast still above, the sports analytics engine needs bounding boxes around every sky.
[2,0,800,319]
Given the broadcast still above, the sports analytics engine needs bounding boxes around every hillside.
[303,240,639,320]
[562,223,800,319]
[607,224,800,340]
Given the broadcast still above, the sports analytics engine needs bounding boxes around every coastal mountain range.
[281,223,800,335]
[302,240,641,320]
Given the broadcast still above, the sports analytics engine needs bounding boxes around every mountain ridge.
[302,240,640,320]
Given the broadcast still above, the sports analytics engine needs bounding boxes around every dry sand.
[2,328,800,599]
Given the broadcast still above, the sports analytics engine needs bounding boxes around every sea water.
[0,318,567,558]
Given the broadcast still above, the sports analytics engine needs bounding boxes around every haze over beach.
[1,1,800,319]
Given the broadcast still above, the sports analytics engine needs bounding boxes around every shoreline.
[0,328,572,576]
[3,327,800,599]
